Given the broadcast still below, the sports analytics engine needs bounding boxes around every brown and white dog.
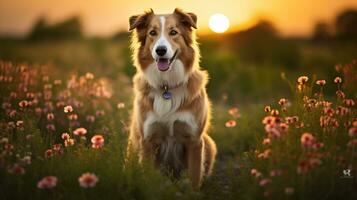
[127,8,216,188]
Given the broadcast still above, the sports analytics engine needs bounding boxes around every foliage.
[28,16,83,40]
[335,9,357,40]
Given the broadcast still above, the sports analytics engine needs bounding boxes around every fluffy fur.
[127,8,217,188]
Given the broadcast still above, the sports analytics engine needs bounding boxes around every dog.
[127,8,216,188]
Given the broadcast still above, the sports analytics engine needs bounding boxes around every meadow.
[0,36,356,200]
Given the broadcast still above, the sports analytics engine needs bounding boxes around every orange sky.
[0,0,357,37]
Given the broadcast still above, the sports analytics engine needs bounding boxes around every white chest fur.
[143,111,198,140]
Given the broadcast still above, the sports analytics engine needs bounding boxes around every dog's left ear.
[174,8,197,29]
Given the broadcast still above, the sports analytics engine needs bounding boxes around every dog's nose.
[155,46,167,56]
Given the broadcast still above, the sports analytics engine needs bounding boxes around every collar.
[160,82,185,91]
[159,82,185,100]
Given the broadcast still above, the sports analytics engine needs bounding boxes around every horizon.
[1,0,357,38]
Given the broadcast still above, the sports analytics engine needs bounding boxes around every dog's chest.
[150,87,186,116]
[143,89,198,139]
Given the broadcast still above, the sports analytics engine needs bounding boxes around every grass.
[0,39,356,199]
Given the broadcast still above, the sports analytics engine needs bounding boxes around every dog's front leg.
[173,119,203,188]
[141,119,167,168]
[187,137,204,188]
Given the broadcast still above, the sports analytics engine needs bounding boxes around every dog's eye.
[169,30,178,36]
[149,30,157,36]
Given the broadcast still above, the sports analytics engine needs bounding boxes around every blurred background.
[0,0,356,104]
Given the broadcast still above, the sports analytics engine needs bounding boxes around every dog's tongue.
[157,59,169,71]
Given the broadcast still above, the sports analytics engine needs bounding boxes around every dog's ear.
[129,9,154,31]
[174,8,197,29]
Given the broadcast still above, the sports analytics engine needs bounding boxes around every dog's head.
[129,8,198,76]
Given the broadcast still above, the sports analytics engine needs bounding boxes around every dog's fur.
[127,8,216,188]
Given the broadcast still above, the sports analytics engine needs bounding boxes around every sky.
[0,0,357,37]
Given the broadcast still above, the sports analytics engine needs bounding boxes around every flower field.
[0,58,356,199]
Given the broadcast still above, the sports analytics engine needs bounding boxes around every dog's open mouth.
[156,50,178,72]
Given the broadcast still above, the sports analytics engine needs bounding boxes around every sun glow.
[209,13,230,33]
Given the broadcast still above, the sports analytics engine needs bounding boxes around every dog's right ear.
[129,9,154,31]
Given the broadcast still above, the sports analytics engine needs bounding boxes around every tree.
[335,9,357,39]
[28,16,83,40]
[312,21,331,40]
[28,17,47,40]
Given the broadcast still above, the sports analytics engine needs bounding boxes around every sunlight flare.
[209,13,230,33]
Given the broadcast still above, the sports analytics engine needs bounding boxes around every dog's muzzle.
[156,50,178,72]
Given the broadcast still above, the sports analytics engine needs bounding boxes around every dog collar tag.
[162,84,172,100]
[162,91,172,99]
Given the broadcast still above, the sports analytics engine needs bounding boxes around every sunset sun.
[209,13,230,33]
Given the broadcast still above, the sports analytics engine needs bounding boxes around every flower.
[336,106,349,115]
[262,116,276,125]
[297,160,310,174]
[8,121,16,129]
[86,115,95,123]
[259,178,271,187]
[309,158,322,167]
[270,109,279,116]
[73,127,87,136]
[85,72,94,80]
[53,144,62,152]
[8,164,25,174]
[270,169,282,177]
[42,76,50,82]
[300,133,315,149]
[21,155,31,165]
[37,176,58,189]
[262,138,271,145]
[297,76,309,84]
[278,98,287,106]
[45,149,54,158]
[61,133,70,140]
[225,120,236,128]
[68,114,78,121]
[250,168,262,178]
[264,124,282,139]
[316,80,326,86]
[334,77,342,84]
[349,127,357,137]
[285,187,294,195]
[91,135,104,149]
[64,105,73,113]
[64,138,75,147]
[257,149,272,159]
[16,120,24,127]
[336,90,345,99]
[279,123,289,132]
[96,110,105,117]
[323,107,334,116]
[4,143,14,152]
[343,99,355,107]
[46,124,56,131]
[353,120,357,127]
[78,173,99,188]
[47,113,55,120]
[264,106,271,113]
[117,102,125,109]
[312,142,324,150]
[228,107,240,118]
[54,79,62,85]
[18,100,29,108]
